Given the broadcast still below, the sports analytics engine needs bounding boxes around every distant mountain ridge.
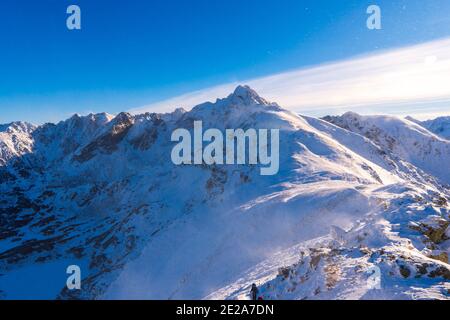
[406,115,450,141]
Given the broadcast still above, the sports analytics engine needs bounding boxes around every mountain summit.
[229,85,270,106]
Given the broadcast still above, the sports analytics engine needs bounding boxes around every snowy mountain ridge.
[0,86,449,300]
[323,112,450,185]
[407,116,450,141]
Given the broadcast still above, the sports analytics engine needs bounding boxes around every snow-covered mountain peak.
[111,112,134,124]
[188,85,274,118]
[84,112,114,124]
[0,121,36,166]
[172,107,187,116]
[61,112,113,131]
[228,85,269,106]
[231,86,268,104]
[181,86,286,131]
[0,121,36,135]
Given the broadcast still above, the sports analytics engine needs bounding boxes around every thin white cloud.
[130,37,450,118]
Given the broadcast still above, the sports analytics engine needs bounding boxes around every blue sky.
[1,0,450,123]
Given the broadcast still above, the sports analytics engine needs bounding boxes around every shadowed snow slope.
[0,86,449,300]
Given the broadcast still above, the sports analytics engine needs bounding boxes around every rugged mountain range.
[0,86,449,299]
